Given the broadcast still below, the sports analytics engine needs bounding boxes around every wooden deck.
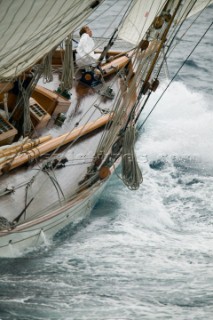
[0,47,139,226]
[0,68,124,222]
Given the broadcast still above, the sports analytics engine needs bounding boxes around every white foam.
[138,81,213,162]
[113,81,213,232]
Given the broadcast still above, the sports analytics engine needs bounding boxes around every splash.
[138,81,213,163]
[113,80,213,232]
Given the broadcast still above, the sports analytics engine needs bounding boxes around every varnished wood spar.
[94,49,122,56]
[97,40,161,78]
[101,54,131,76]
[0,113,113,174]
[140,39,161,59]
[51,49,123,68]
[0,135,52,158]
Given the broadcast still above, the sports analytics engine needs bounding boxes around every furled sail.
[118,0,213,45]
[0,0,104,81]
[118,0,167,45]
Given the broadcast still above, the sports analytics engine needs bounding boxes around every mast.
[142,0,182,90]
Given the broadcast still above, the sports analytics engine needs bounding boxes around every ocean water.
[0,1,213,320]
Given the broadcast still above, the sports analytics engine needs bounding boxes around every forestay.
[0,0,104,81]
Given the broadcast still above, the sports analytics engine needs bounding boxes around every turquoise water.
[0,1,213,319]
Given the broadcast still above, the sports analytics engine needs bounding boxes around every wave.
[138,81,213,162]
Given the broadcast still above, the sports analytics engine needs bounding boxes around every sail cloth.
[118,0,167,45]
[189,0,213,16]
[118,0,213,45]
[174,0,213,23]
[0,0,104,81]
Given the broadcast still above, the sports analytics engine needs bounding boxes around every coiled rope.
[43,51,53,83]
[121,124,143,190]
[61,34,74,91]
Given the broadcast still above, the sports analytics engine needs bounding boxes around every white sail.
[174,0,213,23]
[118,0,213,46]
[189,0,213,16]
[0,0,104,81]
[118,0,167,45]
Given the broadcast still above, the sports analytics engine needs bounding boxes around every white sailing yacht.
[0,0,212,257]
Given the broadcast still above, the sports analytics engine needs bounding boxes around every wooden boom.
[0,135,52,158]
[0,113,113,174]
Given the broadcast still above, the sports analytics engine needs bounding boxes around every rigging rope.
[166,0,212,60]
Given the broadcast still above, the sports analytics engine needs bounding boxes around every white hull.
[0,179,107,257]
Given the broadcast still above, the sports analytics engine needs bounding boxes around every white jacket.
[76,33,99,68]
